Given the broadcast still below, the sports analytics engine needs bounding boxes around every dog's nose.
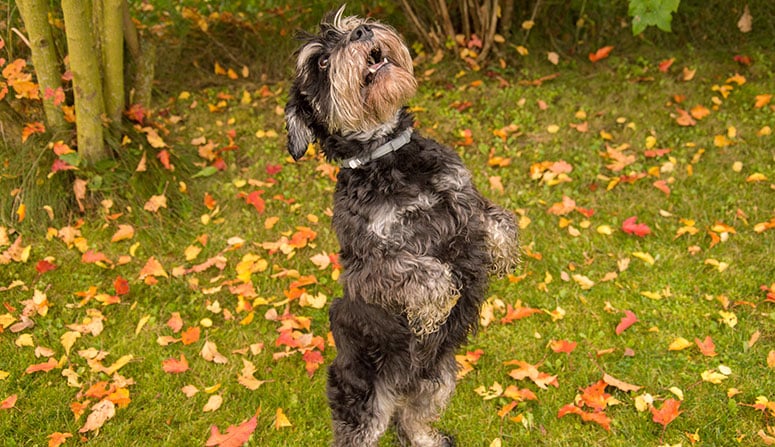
[350,24,373,42]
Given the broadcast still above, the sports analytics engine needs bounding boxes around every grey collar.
[340,128,413,169]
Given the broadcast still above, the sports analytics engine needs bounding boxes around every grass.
[2,15,775,447]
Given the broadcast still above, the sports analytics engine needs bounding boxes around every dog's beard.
[327,26,417,135]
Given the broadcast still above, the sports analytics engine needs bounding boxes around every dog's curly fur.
[284,7,519,446]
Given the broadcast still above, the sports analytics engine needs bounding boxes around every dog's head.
[285,6,417,160]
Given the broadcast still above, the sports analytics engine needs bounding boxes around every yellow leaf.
[718,311,737,328]
[135,314,151,335]
[103,354,133,375]
[767,350,775,369]
[596,225,613,235]
[668,337,692,351]
[60,331,81,355]
[572,274,595,290]
[184,245,202,261]
[632,251,655,265]
[274,407,292,429]
[757,126,772,136]
[640,291,662,300]
[701,369,727,384]
[15,333,34,347]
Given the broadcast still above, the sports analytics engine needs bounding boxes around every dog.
[284,6,519,446]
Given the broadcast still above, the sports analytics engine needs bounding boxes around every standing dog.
[284,7,519,446]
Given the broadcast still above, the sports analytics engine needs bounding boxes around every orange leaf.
[181,326,201,345]
[589,46,614,62]
[205,415,258,447]
[0,394,18,410]
[675,107,697,126]
[25,357,58,374]
[500,304,542,324]
[21,122,46,143]
[162,354,190,374]
[651,398,682,428]
[690,104,710,120]
[303,350,324,377]
[156,149,172,170]
[754,94,772,109]
[549,339,577,354]
[580,380,611,411]
[695,336,717,357]
[47,432,73,447]
[653,180,671,196]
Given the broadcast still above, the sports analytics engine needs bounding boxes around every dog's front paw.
[403,261,459,336]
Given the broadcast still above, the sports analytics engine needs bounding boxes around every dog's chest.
[333,168,457,247]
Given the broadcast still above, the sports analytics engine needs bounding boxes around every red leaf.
[651,398,682,428]
[51,158,76,173]
[557,403,611,431]
[615,310,638,335]
[303,350,324,377]
[589,46,614,62]
[266,164,282,176]
[240,191,265,214]
[162,354,189,374]
[658,58,675,72]
[36,259,57,274]
[733,54,752,66]
[113,276,130,295]
[579,380,612,411]
[206,416,257,447]
[621,216,651,237]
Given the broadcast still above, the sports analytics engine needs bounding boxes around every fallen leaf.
[695,336,717,357]
[79,399,116,433]
[0,394,17,410]
[206,416,258,447]
[622,216,651,237]
[615,310,638,335]
[589,46,614,62]
[203,394,223,412]
[274,407,292,429]
[162,354,190,374]
[651,398,682,428]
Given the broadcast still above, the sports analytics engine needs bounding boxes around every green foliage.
[629,0,681,35]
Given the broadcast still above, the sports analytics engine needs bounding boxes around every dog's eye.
[318,55,329,70]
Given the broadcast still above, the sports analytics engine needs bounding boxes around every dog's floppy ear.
[285,82,315,161]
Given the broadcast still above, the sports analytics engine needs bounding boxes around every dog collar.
[340,128,413,169]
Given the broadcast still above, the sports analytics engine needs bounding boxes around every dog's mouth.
[364,47,389,84]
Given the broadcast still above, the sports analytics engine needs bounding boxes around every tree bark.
[62,0,109,164]
[16,0,67,130]
[102,0,125,126]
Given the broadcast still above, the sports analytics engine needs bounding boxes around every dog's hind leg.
[328,362,396,447]
[393,356,457,447]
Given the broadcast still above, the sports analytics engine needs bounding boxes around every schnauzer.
[284,6,519,446]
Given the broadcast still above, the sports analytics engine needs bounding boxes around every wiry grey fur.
[284,6,519,446]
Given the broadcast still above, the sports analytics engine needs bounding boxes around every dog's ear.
[285,82,315,161]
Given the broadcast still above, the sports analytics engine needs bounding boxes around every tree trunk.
[0,102,23,144]
[16,0,67,131]
[61,0,108,165]
[102,0,125,126]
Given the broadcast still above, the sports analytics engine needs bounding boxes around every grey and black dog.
[284,7,519,446]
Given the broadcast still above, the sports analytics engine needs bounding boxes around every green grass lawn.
[2,39,775,447]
